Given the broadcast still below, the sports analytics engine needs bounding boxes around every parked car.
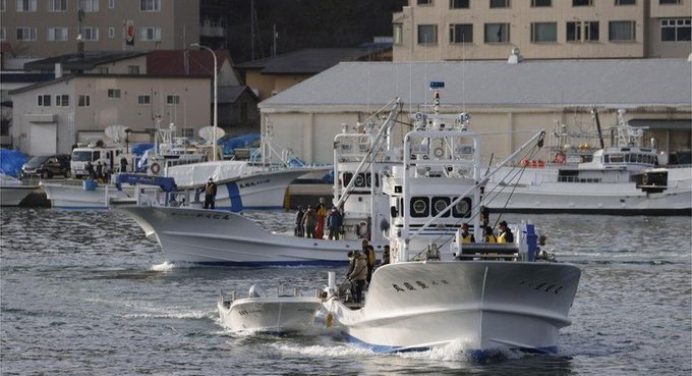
[21,155,71,179]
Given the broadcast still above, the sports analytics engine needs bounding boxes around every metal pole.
[190,43,218,161]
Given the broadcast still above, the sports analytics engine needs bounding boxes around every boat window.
[452,197,472,218]
[342,172,352,186]
[609,154,624,163]
[410,197,429,218]
[637,154,643,163]
[93,151,101,161]
[624,154,630,163]
[431,197,450,217]
[604,155,609,163]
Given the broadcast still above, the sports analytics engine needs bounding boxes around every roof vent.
[507,47,523,64]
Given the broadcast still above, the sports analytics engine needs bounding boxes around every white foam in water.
[272,343,374,358]
[124,308,212,320]
[398,340,523,363]
[150,261,176,272]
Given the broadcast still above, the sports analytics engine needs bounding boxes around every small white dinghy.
[217,284,323,335]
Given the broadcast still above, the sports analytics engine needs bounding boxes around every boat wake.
[150,261,176,272]
[398,340,524,363]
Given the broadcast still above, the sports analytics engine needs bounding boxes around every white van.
[71,146,125,178]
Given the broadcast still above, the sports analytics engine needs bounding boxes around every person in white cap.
[204,177,217,209]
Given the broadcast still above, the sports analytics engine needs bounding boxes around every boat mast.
[592,107,605,150]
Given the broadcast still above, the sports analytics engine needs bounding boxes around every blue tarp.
[0,149,29,177]
[115,173,177,192]
[219,134,260,156]
[132,143,154,156]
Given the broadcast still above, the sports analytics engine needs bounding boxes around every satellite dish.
[199,126,226,143]
[104,125,130,144]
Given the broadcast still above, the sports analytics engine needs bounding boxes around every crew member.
[497,221,514,244]
[204,177,217,209]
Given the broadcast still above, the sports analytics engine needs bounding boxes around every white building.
[10,73,210,156]
[259,58,691,164]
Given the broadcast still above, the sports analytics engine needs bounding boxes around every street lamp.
[190,43,218,161]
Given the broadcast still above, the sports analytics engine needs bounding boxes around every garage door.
[29,123,57,156]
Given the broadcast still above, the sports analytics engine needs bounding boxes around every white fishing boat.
[484,110,692,215]
[217,284,323,334]
[116,99,404,265]
[0,174,38,207]
[42,124,325,210]
[323,87,581,357]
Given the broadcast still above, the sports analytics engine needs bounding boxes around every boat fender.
[150,162,161,175]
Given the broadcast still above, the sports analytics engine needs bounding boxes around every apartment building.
[392,0,691,61]
[9,74,210,155]
[1,0,199,58]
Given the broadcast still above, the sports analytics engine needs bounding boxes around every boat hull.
[116,206,379,265]
[485,167,692,215]
[327,261,581,353]
[41,182,134,209]
[0,186,37,206]
[218,297,323,334]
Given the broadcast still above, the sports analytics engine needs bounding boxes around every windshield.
[72,151,92,162]
[26,156,50,167]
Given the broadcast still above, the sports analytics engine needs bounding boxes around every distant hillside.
[216,0,405,63]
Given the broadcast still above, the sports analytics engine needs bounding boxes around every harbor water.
[1,208,690,375]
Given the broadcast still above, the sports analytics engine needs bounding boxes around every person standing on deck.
[302,207,316,238]
[294,206,305,237]
[327,207,343,240]
[460,223,475,243]
[314,202,328,239]
[497,221,514,244]
[348,251,368,304]
[204,178,218,209]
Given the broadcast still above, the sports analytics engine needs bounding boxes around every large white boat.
[323,88,581,357]
[484,111,691,215]
[116,100,404,265]
[217,284,323,334]
[0,174,38,207]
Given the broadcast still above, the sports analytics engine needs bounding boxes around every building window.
[490,0,510,8]
[661,19,691,41]
[0,28,5,41]
[16,27,37,41]
[56,95,69,106]
[484,23,510,43]
[108,0,115,8]
[609,21,636,41]
[107,89,121,98]
[81,26,99,41]
[531,22,557,42]
[567,21,599,42]
[531,0,551,6]
[660,0,680,4]
[417,24,438,44]
[181,128,194,138]
[393,23,403,45]
[417,0,432,5]
[16,0,37,12]
[128,65,140,74]
[108,27,115,38]
[47,27,68,41]
[450,24,473,43]
[140,0,160,11]
[615,0,635,4]
[138,95,151,104]
[166,95,180,105]
[0,0,5,12]
[449,0,469,9]
[78,95,90,107]
[573,0,592,5]
[48,0,67,12]
[140,27,161,41]
[37,95,51,106]
[79,0,98,12]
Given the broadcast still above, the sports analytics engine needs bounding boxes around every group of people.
[294,200,343,239]
[345,240,386,304]
[84,161,110,182]
[459,220,514,244]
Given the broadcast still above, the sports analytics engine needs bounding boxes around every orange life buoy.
[150,162,161,175]
[554,152,566,164]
